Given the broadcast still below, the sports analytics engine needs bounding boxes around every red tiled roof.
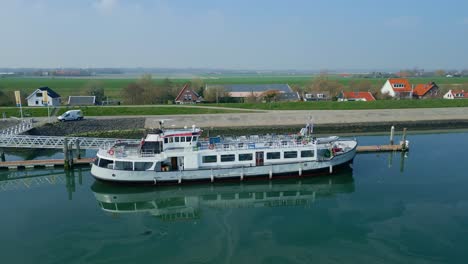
[342,91,376,101]
[388,78,412,92]
[450,90,468,98]
[413,83,434,96]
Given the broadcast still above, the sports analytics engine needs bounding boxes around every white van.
[57,110,83,122]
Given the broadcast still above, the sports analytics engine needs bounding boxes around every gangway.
[0,119,33,136]
[0,134,139,149]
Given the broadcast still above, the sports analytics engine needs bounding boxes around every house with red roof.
[337,91,376,102]
[380,78,413,99]
[175,84,203,104]
[412,82,440,99]
[443,90,468,99]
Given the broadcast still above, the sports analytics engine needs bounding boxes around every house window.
[35,101,39,105]
[202,155,217,163]
[239,153,253,161]
[36,92,42,97]
[266,152,280,159]
[221,154,235,162]
[284,151,297,159]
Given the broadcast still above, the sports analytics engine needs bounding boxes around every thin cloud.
[93,0,119,12]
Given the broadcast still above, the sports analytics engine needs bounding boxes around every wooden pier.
[0,158,94,170]
[356,144,407,153]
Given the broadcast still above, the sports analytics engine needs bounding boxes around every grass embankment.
[212,99,468,110]
[57,106,251,116]
[0,107,49,118]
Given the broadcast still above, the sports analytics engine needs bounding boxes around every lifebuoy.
[108,149,114,155]
[209,144,214,150]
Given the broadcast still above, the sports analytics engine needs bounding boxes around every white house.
[381,78,413,99]
[443,90,468,99]
[26,87,61,106]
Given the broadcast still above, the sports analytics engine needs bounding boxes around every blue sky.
[1,0,467,70]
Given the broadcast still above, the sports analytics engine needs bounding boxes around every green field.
[0,107,49,118]
[1,76,468,102]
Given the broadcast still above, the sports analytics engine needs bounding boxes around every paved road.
[144,107,468,128]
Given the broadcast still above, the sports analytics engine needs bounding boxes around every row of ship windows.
[202,150,314,163]
[164,136,198,144]
[95,158,153,171]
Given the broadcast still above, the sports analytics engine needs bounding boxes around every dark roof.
[68,96,96,106]
[277,92,300,101]
[207,84,293,93]
[38,87,60,98]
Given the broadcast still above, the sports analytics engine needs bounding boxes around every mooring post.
[0,150,5,162]
[401,128,407,150]
[75,139,81,159]
[63,138,69,170]
[390,126,395,145]
[68,142,74,169]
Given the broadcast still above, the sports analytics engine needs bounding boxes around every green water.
[1,132,468,264]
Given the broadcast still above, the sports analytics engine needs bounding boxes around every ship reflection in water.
[91,171,355,221]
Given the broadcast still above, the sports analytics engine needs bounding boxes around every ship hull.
[91,147,356,185]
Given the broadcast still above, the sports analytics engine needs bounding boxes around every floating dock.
[0,158,94,170]
[0,143,407,171]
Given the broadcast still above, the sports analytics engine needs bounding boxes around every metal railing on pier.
[0,134,139,150]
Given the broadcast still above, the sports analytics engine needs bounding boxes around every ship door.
[255,152,264,166]
[171,157,178,170]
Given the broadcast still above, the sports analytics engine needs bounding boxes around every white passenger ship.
[91,122,358,184]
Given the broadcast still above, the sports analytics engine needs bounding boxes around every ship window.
[284,151,297,159]
[192,137,198,142]
[164,138,168,143]
[202,155,217,163]
[169,137,173,143]
[221,154,235,162]
[181,137,186,142]
[301,150,314,158]
[115,161,133,171]
[267,152,280,159]
[175,137,180,142]
[186,136,192,142]
[239,153,253,161]
[94,158,99,165]
[134,162,153,171]
[98,158,113,168]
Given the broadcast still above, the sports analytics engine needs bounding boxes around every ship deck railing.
[98,138,355,160]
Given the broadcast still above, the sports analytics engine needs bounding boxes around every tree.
[203,86,230,103]
[0,90,14,106]
[121,83,145,105]
[190,78,205,97]
[82,81,105,104]
[349,80,373,92]
[262,90,280,103]
[245,90,259,103]
[305,74,343,98]
[435,69,446,77]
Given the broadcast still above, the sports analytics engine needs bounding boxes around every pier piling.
[401,128,408,151]
[390,126,395,145]
[0,150,5,162]
[63,138,70,170]
[75,139,81,160]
